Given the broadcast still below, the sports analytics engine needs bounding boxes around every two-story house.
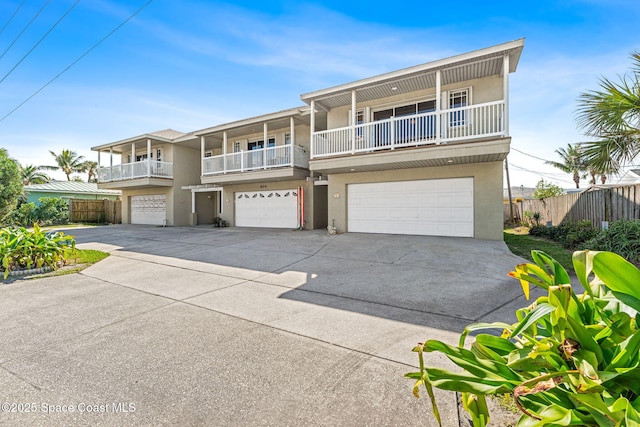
[93,38,523,240]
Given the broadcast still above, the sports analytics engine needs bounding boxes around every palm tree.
[545,144,587,188]
[576,51,640,174]
[82,160,98,183]
[46,150,86,181]
[19,164,50,185]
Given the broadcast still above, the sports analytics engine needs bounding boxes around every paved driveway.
[0,226,528,426]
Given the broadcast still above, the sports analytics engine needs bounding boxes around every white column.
[351,89,357,154]
[191,189,196,213]
[263,122,268,169]
[130,143,134,179]
[503,54,510,137]
[147,139,151,176]
[436,70,442,144]
[290,116,295,166]
[200,136,205,176]
[109,148,113,167]
[131,142,135,164]
[223,131,228,174]
[310,100,315,158]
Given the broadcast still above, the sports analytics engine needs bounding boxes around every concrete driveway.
[0,226,529,426]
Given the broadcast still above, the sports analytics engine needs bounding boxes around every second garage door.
[235,189,298,228]
[347,178,474,237]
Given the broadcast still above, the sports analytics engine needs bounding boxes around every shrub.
[529,221,598,249]
[581,219,640,266]
[406,250,640,426]
[0,223,76,278]
[35,197,69,225]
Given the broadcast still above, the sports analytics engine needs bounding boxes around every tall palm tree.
[82,160,98,183]
[46,150,85,181]
[576,51,640,174]
[19,164,50,185]
[545,143,587,188]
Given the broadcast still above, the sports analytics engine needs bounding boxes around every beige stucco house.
[93,38,524,240]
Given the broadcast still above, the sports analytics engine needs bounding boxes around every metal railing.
[312,100,505,158]
[202,145,309,175]
[98,160,173,182]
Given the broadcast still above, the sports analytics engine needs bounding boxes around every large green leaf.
[510,303,555,338]
[593,252,640,313]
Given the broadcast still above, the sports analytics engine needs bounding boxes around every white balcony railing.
[98,160,173,182]
[312,100,505,158]
[202,145,308,175]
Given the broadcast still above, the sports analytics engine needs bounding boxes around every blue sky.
[0,0,639,188]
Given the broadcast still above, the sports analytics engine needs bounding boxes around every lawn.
[504,227,574,272]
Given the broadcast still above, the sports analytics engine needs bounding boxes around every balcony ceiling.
[301,38,524,111]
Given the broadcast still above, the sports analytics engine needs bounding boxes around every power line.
[510,146,555,163]
[0,0,50,62]
[0,0,27,38]
[0,0,155,124]
[0,1,80,85]
[509,162,575,185]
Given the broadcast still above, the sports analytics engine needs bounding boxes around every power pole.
[505,158,514,225]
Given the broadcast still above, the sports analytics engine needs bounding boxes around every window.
[285,133,291,145]
[449,89,468,127]
[204,152,212,158]
[156,149,162,162]
[233,141,241,152]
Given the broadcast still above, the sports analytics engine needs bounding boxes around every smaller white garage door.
[235,189,298,228]
[348,178,474,237]
[131,194,166,225]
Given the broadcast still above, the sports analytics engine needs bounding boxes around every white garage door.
[347,178,474,237]
[131,194,166,225]
[235,189,298,228]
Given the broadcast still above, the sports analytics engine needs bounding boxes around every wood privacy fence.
[512,184,640,228]
[69,199,121,223]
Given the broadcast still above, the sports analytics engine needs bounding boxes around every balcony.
[311,101,505,159]
[203,145,308,175]
[201,145,310,185]
[98,160,173,187]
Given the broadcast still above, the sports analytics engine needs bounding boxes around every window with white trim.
[233,141,241,152]
[448,89,469,127]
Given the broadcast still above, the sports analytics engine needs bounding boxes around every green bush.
[0,223,76,278]
[581,219,640,266]
[407,250,640,426]
[529,221,598,249]
[35,197,69,225]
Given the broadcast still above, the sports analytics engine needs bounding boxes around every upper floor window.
[285,133,291,145]
[234,141,241,152]
[449,89,469,126]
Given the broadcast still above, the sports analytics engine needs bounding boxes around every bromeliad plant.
[406,250,640,426]
[0,223,76,279]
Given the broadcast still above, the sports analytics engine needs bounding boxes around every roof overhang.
[300,38,524,110]
[92,131,197,154]
[194,106,312,137]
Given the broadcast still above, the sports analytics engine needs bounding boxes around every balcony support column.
[310,100,315,158]
[147,139,152,176]
[351,90,356,154]
[436,70,441,144]
[223,131,228,174]
[290,116,295,166]
[503,54,510,136]
[200,136,205,177]
[263,122,268,169]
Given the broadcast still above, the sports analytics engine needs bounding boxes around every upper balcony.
[98,160,173,187]
[312,100,505,158]
[203,144,308,174]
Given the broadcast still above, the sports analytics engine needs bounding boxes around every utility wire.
[0,0,27,38]
[509,162,575,185]
[0,0,155,124]
[0,1,80,85]
[0,0,50,62]
[510,146,555,163]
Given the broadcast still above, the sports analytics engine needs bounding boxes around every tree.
[82,160,98,183]
[0,148,23,223]
[532,178,563,200]
[19,164,51,185]
[46,150,86,181]
[576,51,640,174]
[545,143,587,188]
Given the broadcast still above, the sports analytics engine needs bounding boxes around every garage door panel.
[347,178,474,237]
[236,190,298,228]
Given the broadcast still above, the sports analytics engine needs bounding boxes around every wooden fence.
[69,199,121,223]
[513,184,640,228]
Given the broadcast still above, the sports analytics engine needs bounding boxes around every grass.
[504,227,574,272]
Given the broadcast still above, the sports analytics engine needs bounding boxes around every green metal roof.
[24,181,121,195]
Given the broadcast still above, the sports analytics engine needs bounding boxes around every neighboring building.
[93,39,524,240]
[24,181,121,205]
[617,169,640,186]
